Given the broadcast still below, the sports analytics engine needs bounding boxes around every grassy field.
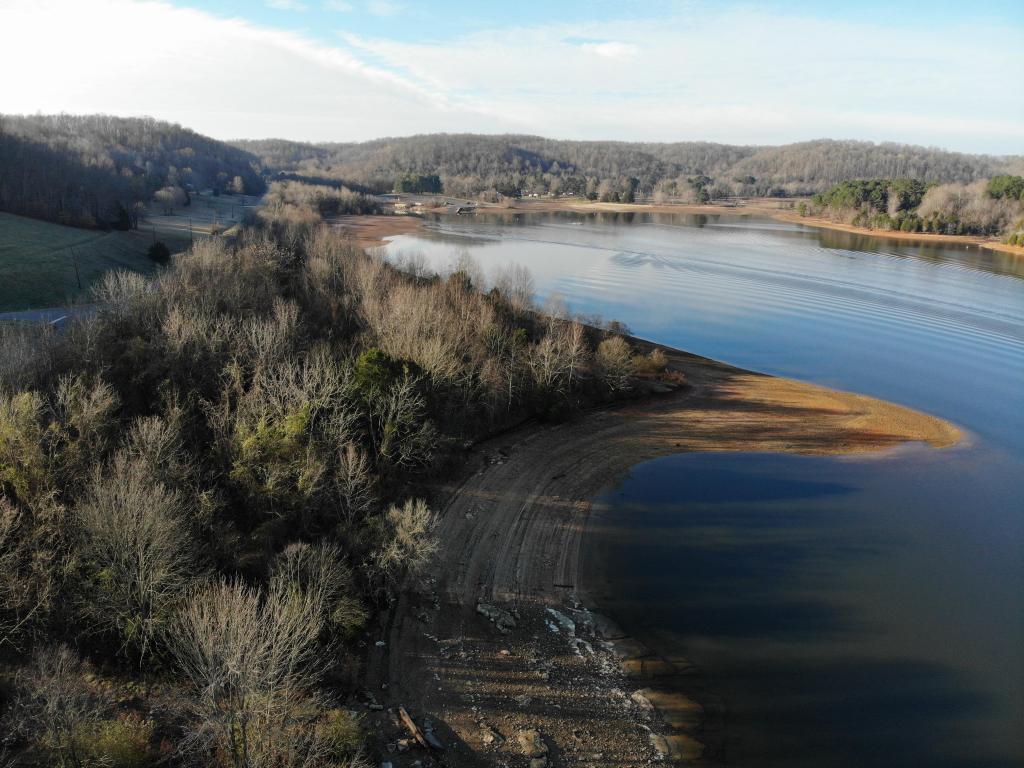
[0,193,262,312]
[141,191,262,240]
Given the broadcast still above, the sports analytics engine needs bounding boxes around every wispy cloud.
[322,0,352,10]
[265,0,308,10]
[578,41,638,60]
[366,1,403,17]
[0,0,1020,152]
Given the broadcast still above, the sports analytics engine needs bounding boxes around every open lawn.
[141,190,262,239]
[0,213,191,311]
[0,192,262,311]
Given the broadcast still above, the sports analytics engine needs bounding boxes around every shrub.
[369,498,438,594]
[146,241,171,265]
[76,715,154,768]
[632,348,668,376]
[596,336,635,394]
[0,390,52,508]
[5,646,101,768]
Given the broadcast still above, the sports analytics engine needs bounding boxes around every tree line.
[236,133,1021,201]
[0,181,670,767]
[800,175,1024,238]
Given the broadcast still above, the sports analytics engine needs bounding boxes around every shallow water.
[385,212,1024,766]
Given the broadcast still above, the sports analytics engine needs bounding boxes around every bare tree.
[366,377,438,470]
[5,646,98,768]
[596,336,635,394]
[334,442,375,523]
[369,498,438,593]
[168,578,355,768]
[76,453,202,657]
[271,541,366,639]
[154,185,187,214]
[493,262,535,313]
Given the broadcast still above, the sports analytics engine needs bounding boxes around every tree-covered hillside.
[235,134,1020,200]
[0,115,265,229]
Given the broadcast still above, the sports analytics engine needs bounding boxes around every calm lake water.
[384,212,1024,767]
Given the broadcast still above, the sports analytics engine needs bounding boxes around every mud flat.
[359,346,960,766]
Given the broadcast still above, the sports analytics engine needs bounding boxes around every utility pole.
[188,216,193,244]
[70,247,82,290]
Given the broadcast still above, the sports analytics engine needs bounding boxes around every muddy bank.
[330,213,423,249]
[431,198,1020,256]
[334,202,1021,257]
[359,347,960,766]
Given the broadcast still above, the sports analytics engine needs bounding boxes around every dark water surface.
[385,212,1024,766]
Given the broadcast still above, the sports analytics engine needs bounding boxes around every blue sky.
[2,0,1022,152]
[179,0,1024,46]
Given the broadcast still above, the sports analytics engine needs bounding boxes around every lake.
[383,211,1024,767]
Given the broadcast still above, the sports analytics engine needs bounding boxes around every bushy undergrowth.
[0,193,661,765]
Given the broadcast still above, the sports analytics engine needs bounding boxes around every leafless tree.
[154,185,187,215]
[271,541,366,639]
[76,453,203,657]
[366,376,438,470]
[596,336,635,394]
[334,442,375,523]
[5,646,99,768]
[168,578,351,768]
[369,498,438,593]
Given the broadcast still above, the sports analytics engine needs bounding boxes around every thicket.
[0,184,665,766]
[258,181,382,236]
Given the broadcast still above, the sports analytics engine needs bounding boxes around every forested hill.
[235,134,1021,199]
[1,115,1018,229]
[0,114,265,229]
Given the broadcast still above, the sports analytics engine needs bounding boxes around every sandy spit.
[360,347,960,766]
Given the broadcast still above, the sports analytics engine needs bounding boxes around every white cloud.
[366,0,402,17]
[265,0,308,10]
[0,0,497,141]
[322,0,353,10]
[0,0,1020,152]
[579,41,638,60]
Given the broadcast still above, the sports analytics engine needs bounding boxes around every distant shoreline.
[336,197,1024,257]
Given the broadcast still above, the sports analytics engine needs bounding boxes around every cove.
[385,211,1024,765]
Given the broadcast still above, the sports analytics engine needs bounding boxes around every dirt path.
[360,349,960,766]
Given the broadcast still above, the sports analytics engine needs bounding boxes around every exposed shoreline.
[334,199,1024,257]
[363,346,961,765]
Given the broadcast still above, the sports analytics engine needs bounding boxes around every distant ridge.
[234,133,1022,197]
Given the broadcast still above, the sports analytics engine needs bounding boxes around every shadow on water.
[587,452,1017,768]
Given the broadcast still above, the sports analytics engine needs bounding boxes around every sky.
[1,0,1022,153]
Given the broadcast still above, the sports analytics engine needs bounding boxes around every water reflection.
[588,451,1022,767]
[385,212,1024,765]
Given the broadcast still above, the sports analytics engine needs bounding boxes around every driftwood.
[398,707,430,750]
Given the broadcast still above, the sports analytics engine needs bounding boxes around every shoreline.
[334,200,1024,257]
[362,346,961,765]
